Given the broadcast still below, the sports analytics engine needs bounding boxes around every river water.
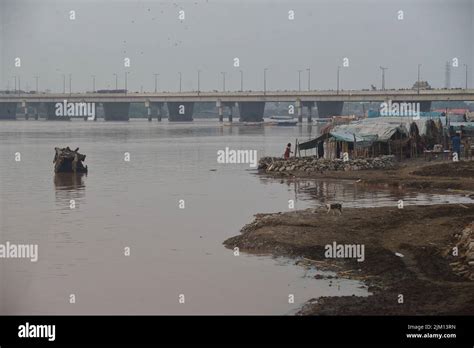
[0,119,470,315]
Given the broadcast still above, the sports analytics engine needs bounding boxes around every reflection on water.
[54,173,86,206]
[54,173,86,190]
[259,176,474,208]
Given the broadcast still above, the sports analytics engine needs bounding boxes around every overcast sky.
[1,0,473,93]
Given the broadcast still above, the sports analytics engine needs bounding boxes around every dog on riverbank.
[326,203,342,215]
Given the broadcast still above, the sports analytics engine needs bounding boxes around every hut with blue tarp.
[297,117,445,159]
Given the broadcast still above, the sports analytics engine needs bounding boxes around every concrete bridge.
[1,89,473,122]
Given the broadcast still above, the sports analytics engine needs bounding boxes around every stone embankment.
[258,155,397,173]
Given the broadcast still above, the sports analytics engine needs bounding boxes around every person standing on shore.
[284,143,293,160]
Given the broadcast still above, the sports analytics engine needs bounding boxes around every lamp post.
[124,71,129,93]
[221,72,226,92]
[113,73,118,90]
[464,64,468,89]
[34,75,39,93]
[91,75,95,92]
[298,70,302,91]
[263,68,268,94]
[417,64,421,94]
[178,72,182,92]
[336,66,340,94]
[197,70,201,93]
[68,74,72,94]
[379,66,388,91]
[306,68,311,91]
[154,73,159,93]
[239,70,243,92]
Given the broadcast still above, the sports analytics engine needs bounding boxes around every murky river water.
[0,119,470,314]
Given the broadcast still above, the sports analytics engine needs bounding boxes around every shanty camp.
[297,117,445,160]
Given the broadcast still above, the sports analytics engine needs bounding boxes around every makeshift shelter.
[297,117,445,160]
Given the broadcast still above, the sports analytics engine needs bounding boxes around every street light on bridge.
[297,70,302,91]
[263,68,268,94]
[91,75,95,93]
[464,64,468,89]
[34,75,39,93]
[221,72,226,92]
[239,70,243,92]
[336,66,340,95]
[417,64,422,95]
[178,72,182,92]
[306,68,311,91]
[113,73,118,90]
[379,66,388,91]
[197,70,201,93]
[154,73,159,93]
[124,71,129,93]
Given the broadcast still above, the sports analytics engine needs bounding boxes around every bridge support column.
[223,102,235,123]
[150,102,164,122]
[216,100,223,122]
[296,99,302,123]
[316,101,344,118]
[22,102,29,120]
[45,102,70,120]
[103,102,130,121]
[238,102,265,122]
[34,105,39,120]
[0,102,17,120]
[157,104,163,122]
[147,106,152,121]
[302,101,315,123]
[167,102,194,122]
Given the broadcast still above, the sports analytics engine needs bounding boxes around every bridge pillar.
[103,102,130,121]
[229,105,233,123]
[150,102,164,122]
[296,99,302,123]
[223,102,236,122]
[27,103,40,120]
[0,102,17,120]
[167,102,194,122]
[44,102,70,120]
[316,101,344,118]
[218,106,223,122]
[21,102,29,120]
[302,101,315,123]
[238,102,265,122]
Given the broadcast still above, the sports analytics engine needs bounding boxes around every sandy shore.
[224,160,474,315]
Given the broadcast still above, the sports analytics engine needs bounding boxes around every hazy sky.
[1,0,473,92]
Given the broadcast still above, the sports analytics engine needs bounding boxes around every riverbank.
[258,157,474,192]
[223,204,474,315]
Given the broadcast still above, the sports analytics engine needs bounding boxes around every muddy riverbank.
[224,202,474,315]
[258,158,474,192]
